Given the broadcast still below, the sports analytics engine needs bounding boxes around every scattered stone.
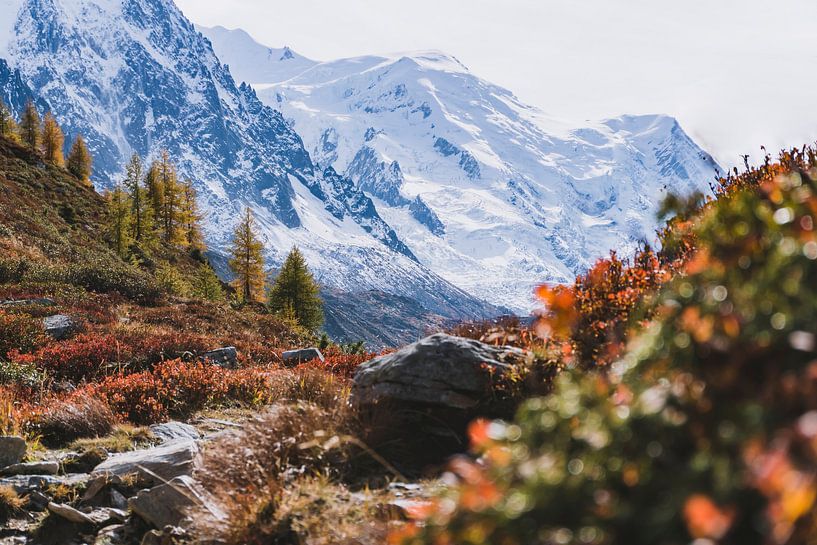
[148,422,200,444]
[85,508,128,526]
[109,488,128,511]
[91,441,199,486]
[47,502,95,525]
[1,474,89,495]
[200,346,237,368]
[140,530,164,545]
[140,527,186,545]
[0,436,26,468]
[0,298,55,307]
[129,475,218,529]
[26,490,50,511]
[62,448,108,474]
[43,314,80,340]
[82,474,121,504]
[94,524,126,545]
[0,461,59,477]
[282,347,324,366]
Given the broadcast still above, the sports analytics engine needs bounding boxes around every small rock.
[200,346,238,368]
[140,530,164,545]
[62,448,108,474]
[0,461,59,476]
[91,440,198,486]
[94,524,125,545]
[129,475,217,529]
[0,298,55,307]
[27,490,51,511]
[109,488,128,510]
[48,502,95,525]
[85,508,128,526]
[82,474,119,503]
[0,436,26,468]
[43,314,80,340]
[139,527,185,545]
[282,347,324,366]
[1,474,90,495]
[148,422,200,444]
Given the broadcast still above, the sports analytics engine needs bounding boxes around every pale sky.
[175,0,817,169]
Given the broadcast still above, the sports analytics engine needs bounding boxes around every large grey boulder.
[0,436,26,468]
[351,334,532,461]
[43,314,80,340]
[91,440,198,486]
[352,333,531,410]
[200,347,238,368]
[149,422,200,444]
[282,347,324,366]
[129,475,223,529]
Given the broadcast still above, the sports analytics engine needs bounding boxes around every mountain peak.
[197,24,316,84]
[391,50,469,74]
[280,46,295,60]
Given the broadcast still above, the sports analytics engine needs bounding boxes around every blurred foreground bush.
[402,150,817,545]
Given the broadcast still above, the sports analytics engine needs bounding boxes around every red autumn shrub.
[92,359,274,424]
[9,332,129,382]
[116,328,212,366]
[0,311,46,357]
[295,349,376,379]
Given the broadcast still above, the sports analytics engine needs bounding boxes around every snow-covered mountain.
[203,27,721,311]
[0,0,502,346]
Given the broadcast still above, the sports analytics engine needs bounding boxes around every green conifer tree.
[145,160,164,229]
[268,246,323,330]
[66,135,92,182]
[105,183,133,258]
[0,98,17,140]
[192,263,225,302]
[18,100,40,152]
[228,207,266,304]
[180,178,204,250]
[124,153,152,244]
[41,112,64,166]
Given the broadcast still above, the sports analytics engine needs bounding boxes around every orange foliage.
[535,248,672,368]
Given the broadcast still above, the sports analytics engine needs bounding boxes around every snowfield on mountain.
[203,26,721,310]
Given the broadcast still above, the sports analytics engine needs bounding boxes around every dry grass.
[69,424,154,453]
[191,401,357,544]
[0,485,24,523]
[272,475,397,545]
[33,392,117,447]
